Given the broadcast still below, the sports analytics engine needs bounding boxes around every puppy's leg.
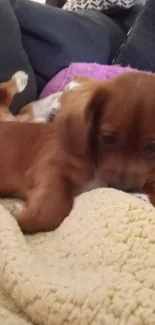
[0,71,28,121]
[17,173,73,233]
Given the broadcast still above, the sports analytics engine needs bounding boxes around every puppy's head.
[95,71,155,194]
[57,72,155,195]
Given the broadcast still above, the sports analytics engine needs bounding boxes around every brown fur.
[0,71,155,233]
[0,77,106,232]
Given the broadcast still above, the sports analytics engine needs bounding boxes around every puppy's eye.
[144,142,155,157]
[101,132,117,146]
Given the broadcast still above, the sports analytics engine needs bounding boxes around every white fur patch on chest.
[32,91,62,122]
[31,79,81,123]
[64,80,81,91]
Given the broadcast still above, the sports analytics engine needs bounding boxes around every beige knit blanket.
[0,188,155,325]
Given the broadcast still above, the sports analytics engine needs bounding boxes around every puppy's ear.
[57,84,108,157]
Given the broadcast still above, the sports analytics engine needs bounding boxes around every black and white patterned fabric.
[63,0,135,12]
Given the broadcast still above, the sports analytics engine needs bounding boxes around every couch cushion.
[113,0,154,72]
[0,0,37,114]
[12,0,125,93]
[109,0,144,33]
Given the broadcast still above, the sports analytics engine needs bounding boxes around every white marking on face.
[32,91,62,122]
[64,80,80,91]
[12,71,28,93]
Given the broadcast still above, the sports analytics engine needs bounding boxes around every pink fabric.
[40,63,137,98]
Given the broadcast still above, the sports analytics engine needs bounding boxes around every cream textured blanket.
[0,189,155,325]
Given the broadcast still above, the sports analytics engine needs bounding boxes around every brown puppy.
[0,74,107,233]
[0,70,155,233]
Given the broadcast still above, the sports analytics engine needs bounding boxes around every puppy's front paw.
[12,71,28,93]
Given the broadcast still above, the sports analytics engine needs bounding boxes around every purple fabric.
[40,63,137,98]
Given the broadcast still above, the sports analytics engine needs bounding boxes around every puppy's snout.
[109,181,137,193]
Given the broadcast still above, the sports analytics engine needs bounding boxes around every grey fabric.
[0,0,36,114]
[106,0,144,32]
[113,0,155,72]
[12,0,125,94]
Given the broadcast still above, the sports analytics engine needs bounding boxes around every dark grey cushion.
[0,0,37,114]
[12,0,125,94]
[106,1,144,32]
[113,0,155,72]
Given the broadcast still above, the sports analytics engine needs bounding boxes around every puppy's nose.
[109,182,136,193]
